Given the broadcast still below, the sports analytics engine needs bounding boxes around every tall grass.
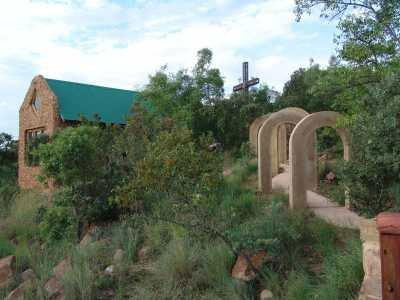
[2,190,48,241]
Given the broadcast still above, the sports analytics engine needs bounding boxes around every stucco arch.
[249,114,271,154]
[289,111,351,210]
[258,107,317,194]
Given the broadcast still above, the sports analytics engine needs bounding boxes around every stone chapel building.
[19,75,139,189]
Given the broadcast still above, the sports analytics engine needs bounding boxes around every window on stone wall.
[32,94,41,112]
[25,128,48,167]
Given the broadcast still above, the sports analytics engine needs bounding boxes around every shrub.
[343,73,400,216]
[114,127,223,212]
[37,124,120,226]
[3,190,48,241]
[314,239,363,299]
[39,205,78,243]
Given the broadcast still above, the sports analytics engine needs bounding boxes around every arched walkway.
[289,111,350,210]
[258,107,317,194]
[249,114,270,154]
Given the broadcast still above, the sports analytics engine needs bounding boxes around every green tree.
[37,124,121,229]
[295,0,400,66]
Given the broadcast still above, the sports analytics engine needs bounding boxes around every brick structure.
[19,76,63,189]
[19,75,139,189]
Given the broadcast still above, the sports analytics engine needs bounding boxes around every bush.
[37,124,120,226]
[343,72,400,216]
[114,127,223,212]
[39,205,78,243]
[3,190,48,241]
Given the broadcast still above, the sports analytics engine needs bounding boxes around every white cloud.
[0,0,337,137]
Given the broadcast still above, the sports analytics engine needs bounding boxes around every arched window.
[32,95,41,112]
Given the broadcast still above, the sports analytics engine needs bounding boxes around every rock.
[326,171,336,182]
[0,255,16,288]
[5,280,34,300]
[138,246,151,261]
[208,143,222,152]
[260,289,273,300]
[44,276,64,299]
[231,251,268,281]
[53,259,71,280]
[79,225,98,247]
[21,269,36,282]
[319,154,328,162]
[104,265,114,275]
[113,249,124,264]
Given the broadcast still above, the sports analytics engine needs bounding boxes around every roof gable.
[45,78,139,124]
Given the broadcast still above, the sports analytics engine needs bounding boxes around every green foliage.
[294,0,400,67]
[38,125,106,186]
[114,127,223,212]
[0,236,15,257]
[37,124,120,226]
[314,239,364,300]
[342,72,400,216]
[276,64,336,113]
[0,132,18,216]
[39,205,78,243]
[26,134,49,167]
[141,49,273,151]
[3,190,48,241]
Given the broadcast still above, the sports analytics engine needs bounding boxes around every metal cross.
[233,62,260,93]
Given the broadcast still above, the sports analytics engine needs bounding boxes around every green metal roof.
[45,78,140,124]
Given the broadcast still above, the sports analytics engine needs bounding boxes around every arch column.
[249,114,270,155]
[289,111,351,210]
[258,107,317,194]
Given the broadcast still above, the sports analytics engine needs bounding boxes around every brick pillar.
[359,218,382,300]
[377,213,400,300]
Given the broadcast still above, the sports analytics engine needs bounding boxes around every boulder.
[44,276,64,299]
[208,143,222,152]
[53,259,71,280]
[79,225,98,247]
[104,265,114,275]
[0,255,16,288]
[326,171,336,182]
[260,289,273,300]
[113,249,124,264]
[21,269,36,282]
[138,246,151,262]
[231,251,268,281]
[5,280,34,300]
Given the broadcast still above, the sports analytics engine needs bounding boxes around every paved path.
[272,170,367,229]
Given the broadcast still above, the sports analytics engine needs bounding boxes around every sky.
[0,0,339,138]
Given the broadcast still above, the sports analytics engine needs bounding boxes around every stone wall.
[18,75,64,189]
[359,218,382,300]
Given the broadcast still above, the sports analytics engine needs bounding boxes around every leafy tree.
[37,124,122,232]
[295,0,400,66]
[0,132,18,214]
[276,64,337,113]
[141,49,274,151]
[342,71,400,216]
[0,132,17,166]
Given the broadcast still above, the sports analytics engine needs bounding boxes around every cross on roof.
[233,62,260,93]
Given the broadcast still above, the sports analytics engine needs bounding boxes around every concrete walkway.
[272,171,367,229]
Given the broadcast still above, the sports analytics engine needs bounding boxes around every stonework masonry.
[289,111,350,210]
[258,107,317,194]
[359,218,382,300]
[18,75,65,189]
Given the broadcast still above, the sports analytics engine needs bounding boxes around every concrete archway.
[249,114,270,154]
[289,111,350,210]
[258,107,317,194]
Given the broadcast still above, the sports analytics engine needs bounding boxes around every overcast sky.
[0,0,338,138]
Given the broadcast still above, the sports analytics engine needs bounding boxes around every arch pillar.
[289,111,351,210]
[258,107,317,194]
[249,114,270,155]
